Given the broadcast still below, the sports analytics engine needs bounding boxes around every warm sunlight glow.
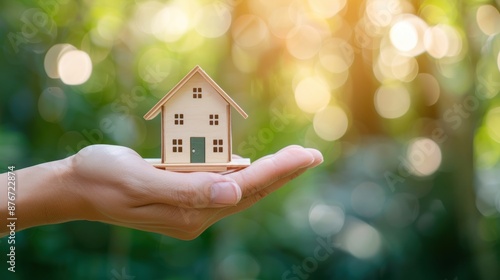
[313,106,349,141]
[390,15,427,56]
[58,50,93,85]
[232,45,258,73]
[366,0,403,27]
[476,5,500,36]
[268,6,297,39]
[307,0,347,19]
[374,85,411,119]
[286,25,322,60]
[95,15,123,45]
[44,44,76,79]
[392,56,419,82]
[131,1,162,34]
[424,25,448,59]
[390,21,417,52]
[152,5,190,42]
[424,24,462,59]
[319,38,354,74]
[406,138,442,176]
[295,76,331,113]
[195,3,232,38]
[232,15,269,48]
[374,49,419,82]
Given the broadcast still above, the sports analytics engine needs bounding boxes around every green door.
[190,137,205,163]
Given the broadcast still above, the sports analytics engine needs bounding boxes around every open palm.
[68,144,322,240]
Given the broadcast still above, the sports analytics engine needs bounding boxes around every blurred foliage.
[1,0,500,279]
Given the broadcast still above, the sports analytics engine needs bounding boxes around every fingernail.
[305,148,324,168]
[211,181,242,206]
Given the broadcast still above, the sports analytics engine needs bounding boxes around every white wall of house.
[161,72,230,163]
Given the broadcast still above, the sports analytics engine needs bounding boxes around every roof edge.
[143,65,248,120]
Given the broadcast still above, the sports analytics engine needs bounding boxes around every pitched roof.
[144,65,248,120]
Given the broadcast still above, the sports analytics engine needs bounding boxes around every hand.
[0,145,322,240]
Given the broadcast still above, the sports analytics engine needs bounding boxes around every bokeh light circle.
[232,15,268,49]
[342,219,382,259]
[307,0,347,19]
[366,0,398,27]
[424,24,462,59]
[268,7,296,39]
[406,137,442,176]
[152,5,190,42]
[319,38,354,73]
[95,15,123,46]
[195,3,232,38]
[374,85,411,119]
[309,204,345,236]
[286,25,322,60]
[313,106,349,141]
[389,15,428,56]
[391,56,419,82]
[476,5,500,36]
[390,21,418,52]
[294,76,331,113]
[58,50,93,85]
[375,49,419,82]
[44,44,77,79]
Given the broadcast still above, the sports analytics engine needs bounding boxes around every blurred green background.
[1,0,500,279]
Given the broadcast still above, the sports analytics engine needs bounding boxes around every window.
[193,87,202,98]
[209,114,219,125]
[174,114,184,125]
[213,139,223,153]
[172,139,183,153]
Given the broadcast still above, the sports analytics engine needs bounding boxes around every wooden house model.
[144,65,250,172]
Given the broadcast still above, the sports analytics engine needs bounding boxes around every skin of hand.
[0,145,322,240]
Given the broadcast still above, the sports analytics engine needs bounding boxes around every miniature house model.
[144,65,250,172]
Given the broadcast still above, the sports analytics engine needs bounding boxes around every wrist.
[42,156,86,224]
[13,156,88,231]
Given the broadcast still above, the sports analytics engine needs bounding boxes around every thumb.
[145,170,242,208]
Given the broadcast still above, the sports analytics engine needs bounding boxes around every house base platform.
[144,158,251,173]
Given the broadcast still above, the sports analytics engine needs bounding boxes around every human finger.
[140,169,242,208]
[226,146,316,198]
